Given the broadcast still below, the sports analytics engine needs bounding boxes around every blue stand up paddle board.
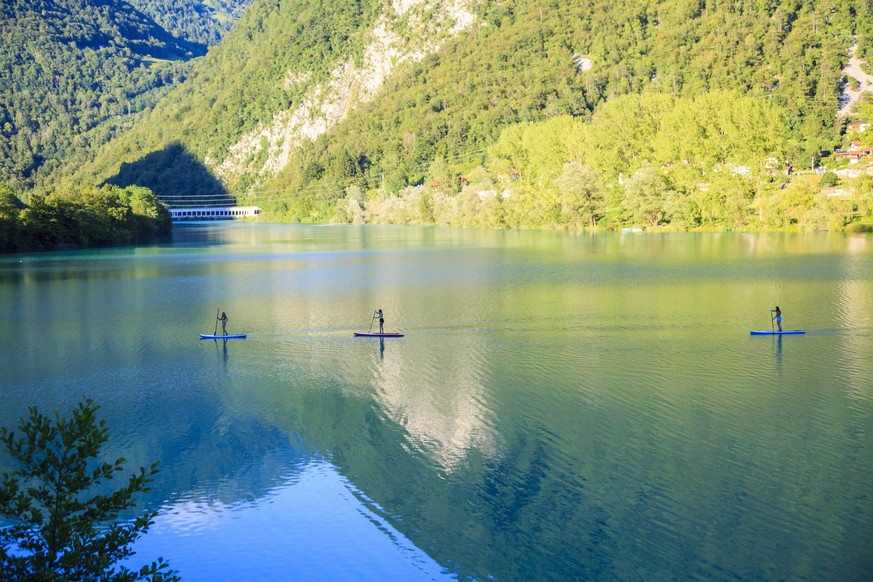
[200,334,247,340]
[353,332,404,337]
[749,330,805,335]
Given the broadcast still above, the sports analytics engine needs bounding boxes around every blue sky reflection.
[131,459,452,581]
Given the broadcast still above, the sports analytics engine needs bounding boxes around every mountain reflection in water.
[1,225,871,581]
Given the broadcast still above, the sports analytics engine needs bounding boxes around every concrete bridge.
[168,206,260,221]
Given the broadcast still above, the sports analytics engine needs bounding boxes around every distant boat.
[353,332,404,338]
[621,227,643,233]
[749,330,805,335]
[200,334,247,339]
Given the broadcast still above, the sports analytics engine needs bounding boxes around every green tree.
[691,171,756,228]
[820,171,838,187]
[586,93,674,180]
[0,399,179,581]
[772,181,820,228]
[0,183,22,252]
[555,162,605,227]
[622,165,676,227]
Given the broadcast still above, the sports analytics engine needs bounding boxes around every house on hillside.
[834,141,873,163]
[847,119,870,133]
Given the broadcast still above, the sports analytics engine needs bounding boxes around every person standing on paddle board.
[218,312,229,336]
[377,309,384,334]
[771,306,782,332]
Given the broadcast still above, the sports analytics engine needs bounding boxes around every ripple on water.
[5,228,873,582]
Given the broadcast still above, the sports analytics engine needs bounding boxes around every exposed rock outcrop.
[213,0,476,184]
[839,42,873,117]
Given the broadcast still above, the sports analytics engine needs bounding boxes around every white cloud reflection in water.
[370,332,501,474]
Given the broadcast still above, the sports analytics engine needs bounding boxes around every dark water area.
[1,224,871,580]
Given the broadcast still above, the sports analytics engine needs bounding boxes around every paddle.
[367,309,377,333]
[214,308,219,336]
[770,310,774,333]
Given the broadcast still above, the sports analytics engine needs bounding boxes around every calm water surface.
[1,224,872,581]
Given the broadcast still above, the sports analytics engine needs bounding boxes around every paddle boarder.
[771,306,782,332]
[218,311,229,336]
[377,309,384,334]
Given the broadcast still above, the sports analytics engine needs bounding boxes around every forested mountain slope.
[127,0,254,47]
[0,0,251,193]
[51,0,873,228]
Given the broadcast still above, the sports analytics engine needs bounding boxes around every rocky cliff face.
[839,42,873,117]
[212,0,476,183]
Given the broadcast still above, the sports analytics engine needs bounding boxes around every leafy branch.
[0,399,179,581]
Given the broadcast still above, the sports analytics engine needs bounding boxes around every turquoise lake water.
[1,224,871,580]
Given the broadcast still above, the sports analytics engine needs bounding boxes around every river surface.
[1,224,872,581]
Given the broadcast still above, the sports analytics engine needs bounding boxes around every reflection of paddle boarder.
[377,309,384,334]
[771,306,782,332]
[218,311,229,336]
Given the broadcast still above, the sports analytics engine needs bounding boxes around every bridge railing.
[169,206,260,221]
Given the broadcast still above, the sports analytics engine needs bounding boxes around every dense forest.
[62,0,386,197]
[256,0,870,227]
[0,183,171,253]
[332,92,871,231]
[4,0,873,235]
[0,0,251,194]
[46,0,872,231]
[127,0,254,47]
